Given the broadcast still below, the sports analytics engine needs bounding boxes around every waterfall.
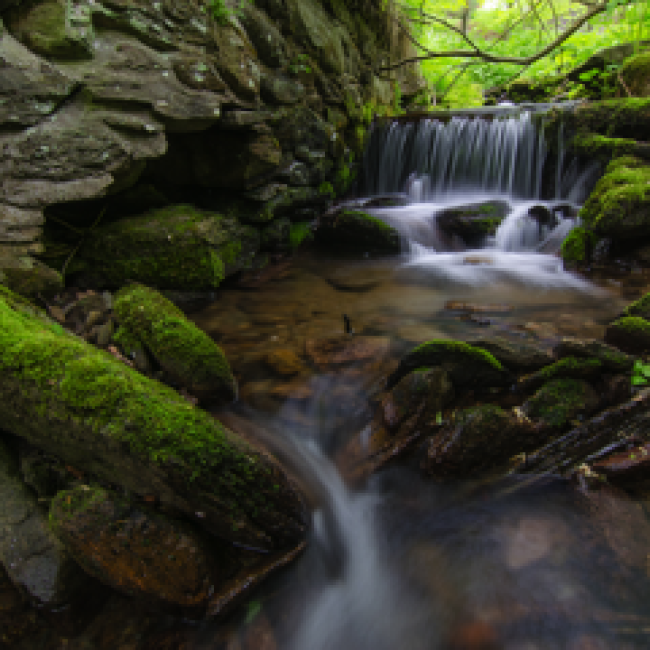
[355,109,600,290]
[359,112,547,200]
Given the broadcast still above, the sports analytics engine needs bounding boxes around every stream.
[185,110,650,649]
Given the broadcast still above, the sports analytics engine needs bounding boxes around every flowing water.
[187,111,650,649]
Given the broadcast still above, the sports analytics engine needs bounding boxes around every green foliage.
[631,359,650,386]
[289,54,313,75]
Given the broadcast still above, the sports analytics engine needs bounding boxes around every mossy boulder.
[571,98,650,139]
[424,405,543,478]
[114,284,237,404]
[560,226,597,264]
[71,205,260,290]
[605,316,650,354]
[0,289,307,551]
[468,337,553,371]
[553,337,634,372]
[0,254,62,299]
[623,291,650,321]
[517,356,604,393]
[386,339,512,392]
[437,201,509,246]
[316,209,400,254]
[619,51,650,97]
[572,134,650,161]
[522,378,599,429]
[578,156,650,239]
[49,486,226,610]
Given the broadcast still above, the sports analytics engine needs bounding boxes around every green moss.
[289,222,313,251]
[412,339,503,371]
[318,181,335,198]
[0,292,304,548]
[609,315,650,336]
[624,292,650,320]
[619,51,650,96]
[114,284,236,403]
[525,378,591,428]
[534,356,602,383]
[561,226,597,263]
[573,133,638,158]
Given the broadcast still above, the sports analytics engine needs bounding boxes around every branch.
[381,1,608,71]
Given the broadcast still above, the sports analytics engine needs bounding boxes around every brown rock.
[264,349,306,377]
[592,442,650,495]
[49,486,222,610]
[305,335,391,370]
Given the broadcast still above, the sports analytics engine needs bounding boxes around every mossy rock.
[50,486,227,609]
[553,337,633,372]
[578,156,650,239]
[572,134,648,160]
[424,404,543,478]
[114,284,237,404]
[623,291,650,321]
[522,378,599,429]
[619,50,650,97]
[0,255,62,299]
[71,205,260,290]
[260,217,291,252]
[386,339,511,392]
[0,288,307,551]
[518,356,604,393]
[605,316,650,354]
[437,201,509,246]
[316,209,400,254]
[572,98,650,139]
[560,226,597,264]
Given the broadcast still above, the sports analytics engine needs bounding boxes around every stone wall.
[0,0,424,294]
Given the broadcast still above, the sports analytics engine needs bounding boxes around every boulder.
[579,156,650,240]
[316,209,400,254]
[468,336,553,371]
[517,357,604,393]
[605,316,650,354]
[521,378,599,429]
[49,486,224,610]
[0,289,307,551]
[618,50,650,97]
[437,201,509,245]
[0,438,91,608]
[114,283,237,404]
[622,290,650,320]
[424,405,544,478]
[71,205,260,290]
[386,339,512,392]
[553,337,634,372]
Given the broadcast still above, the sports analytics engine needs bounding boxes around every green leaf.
[245,600,262,625]
[631,375,648,386]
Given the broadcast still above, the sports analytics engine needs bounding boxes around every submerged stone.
[0,288,307,551]
[114,284,237,404]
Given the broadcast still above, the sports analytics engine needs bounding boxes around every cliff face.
[0,0,424,293]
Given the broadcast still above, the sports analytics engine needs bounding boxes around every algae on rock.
[114,283,237,404]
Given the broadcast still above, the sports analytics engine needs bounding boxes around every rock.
[114,284,237,404]
[0,438,91,608]
[305,335,391,370]
[276,161,311,186]
[618,50,650,97]
[316,209,400,254]
[579,156,650,240]
[72,205,260,290]
[622,290,650,320]
[424,405,545,478]
[96,319,114,347]
[553,337,634,372]
[0,564,40,648]
[386,339,512,392]
[261,72,306,105]
[381,368,453,433]
[260,217,291,252]
[240,4,286,68]
[19,445,74,499]
[522,378,599,429]
[264,349,306,377]
[49,486,222,610]
[0,254,62,299]
[0,288,307,551]
[605,316,650,354]
[437,201,509,245]
[592,442,650,496]
[522,389,650,476]
[468,336,553,371]
[517,357,604,393]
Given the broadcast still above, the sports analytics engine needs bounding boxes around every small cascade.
[360,112,547,199]
[355,107,600,290]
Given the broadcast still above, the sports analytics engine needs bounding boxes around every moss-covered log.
[0,289,307,552]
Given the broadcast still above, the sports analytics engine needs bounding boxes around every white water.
[358,111,602,291]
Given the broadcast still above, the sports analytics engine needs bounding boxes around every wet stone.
[469,336,554,371]
[553,337,634,372]
[264,349,306,377]
[305,335,391,370]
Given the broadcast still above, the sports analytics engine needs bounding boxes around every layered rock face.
[0,0,424,293]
